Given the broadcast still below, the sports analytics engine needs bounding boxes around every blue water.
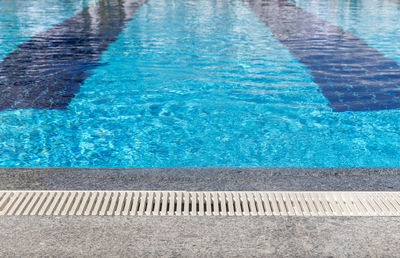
[0,0,399,167]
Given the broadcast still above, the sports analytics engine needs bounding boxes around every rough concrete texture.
[0,217,305,257]
[0,216,399,257]
[293,217,400,257]
[1,167,400,190]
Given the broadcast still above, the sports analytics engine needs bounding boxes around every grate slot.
[310,193,325,216]
[153,192,161,216]
[46,192,63,216]
[240,192,250,216]
[168,192,176,216]
[129,192,140,215]
[31,192,48,215]
[122,192,132,216]
[2,192,21,215]
[84,192,98,216]
[304,192,318,216]
[247,193,258,216]
[382,193,400,215]
[253,193,265,216]
[137,192,147,216]
[281,193,294,216]
[236,195,242,215]
[343,192,359,216]
[190,192,197,216]
[334,193,350,216]
[0,192,12,215]
[16,192,35,216]
[198,193,204,216]
[219,192,226,216]
[288,193,301,216]
[260,193,272,215]
[176,192,183,216]
[205,192,212,216]
[324,192,342,216]
[275,192,288,216]
[361,193,380,216]
[7,192,27,215]
[183,192,190,216]
[226,192,235,216]
[268,193,280,215]
[53,192,70,216]
[318,192,333,215]
[371,193,391,216]
[115,192,126,216]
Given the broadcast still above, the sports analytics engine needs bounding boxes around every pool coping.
[1,167,400,191]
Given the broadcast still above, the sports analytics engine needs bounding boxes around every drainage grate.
[1,191,400,216]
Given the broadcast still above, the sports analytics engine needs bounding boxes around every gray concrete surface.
[293,217,400,257]
[1,167,400,257]
[0,216,399,257]
[1,167,400,190]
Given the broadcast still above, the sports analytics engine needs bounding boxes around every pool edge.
[1,167,400,191]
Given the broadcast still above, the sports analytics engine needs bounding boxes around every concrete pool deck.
[1,167,400,257]
[1,216,400,257]
[2,167,400,191]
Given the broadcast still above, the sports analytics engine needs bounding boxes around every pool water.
[0,0,399,167]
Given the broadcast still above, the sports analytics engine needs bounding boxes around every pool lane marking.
[243,0,400,112]
[0,0,146,111]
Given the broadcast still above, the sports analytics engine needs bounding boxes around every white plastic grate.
[1,191,400,216]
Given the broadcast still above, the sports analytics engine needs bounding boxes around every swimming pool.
[0,0,399,167]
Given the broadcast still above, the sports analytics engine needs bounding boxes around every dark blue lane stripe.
[0,0,146,110]
[243,0,400,112]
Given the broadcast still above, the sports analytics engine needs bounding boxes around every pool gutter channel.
[1,190,400,216]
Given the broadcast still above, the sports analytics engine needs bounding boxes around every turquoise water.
[0,0,399,167]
